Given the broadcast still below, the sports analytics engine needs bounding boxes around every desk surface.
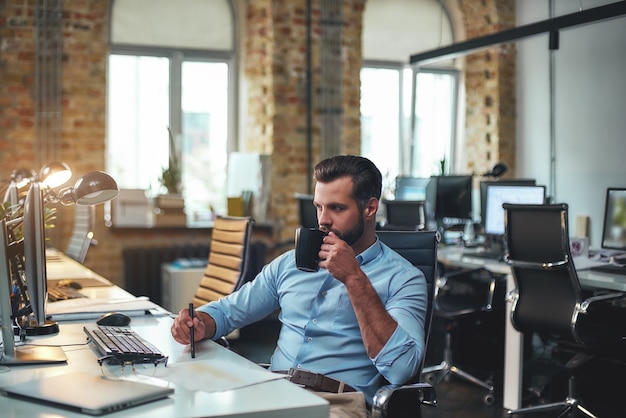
[0,255,328,418]
[438,246,626,292]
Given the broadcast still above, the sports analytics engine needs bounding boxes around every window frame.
[361,59,460,178]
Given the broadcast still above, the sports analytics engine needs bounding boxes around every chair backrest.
[382,200,426,231]
[502,203,583,342]
[295,193,317,228]
[193,216,255,308]
[377,230,439,375]
[65,205,96,263]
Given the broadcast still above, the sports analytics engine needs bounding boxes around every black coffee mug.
[295,227,326,272]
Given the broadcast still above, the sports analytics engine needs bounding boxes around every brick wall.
[460,0,516,177]
[0,0,516,287]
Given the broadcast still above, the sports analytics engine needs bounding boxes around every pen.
[188,302,195,358]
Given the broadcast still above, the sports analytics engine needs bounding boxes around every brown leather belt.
[276,368,356,394]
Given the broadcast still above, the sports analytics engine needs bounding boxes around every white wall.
[516,0,626,248]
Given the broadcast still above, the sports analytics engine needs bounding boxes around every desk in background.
[437,246,626,411]
[0,253,328,418]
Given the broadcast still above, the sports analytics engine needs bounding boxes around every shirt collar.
[356,237,383,266]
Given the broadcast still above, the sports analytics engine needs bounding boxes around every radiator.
[123,242,267,306]
[123,245,210,305]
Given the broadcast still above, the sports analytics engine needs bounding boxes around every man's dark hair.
[314,155,382,210]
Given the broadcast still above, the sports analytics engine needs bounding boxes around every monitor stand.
[14,318,60,336]
[0,345,67,365]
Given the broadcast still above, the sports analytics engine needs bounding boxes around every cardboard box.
[111,189,153,227]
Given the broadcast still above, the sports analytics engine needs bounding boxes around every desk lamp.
[0,169,119,365]
[2,168,38,209]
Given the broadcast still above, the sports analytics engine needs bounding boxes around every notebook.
[0,371,174,416]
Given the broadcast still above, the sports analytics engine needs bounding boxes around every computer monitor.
[383,200,426,230]
[395,177,430,201]
[295,193,317,228]
[479,179,536,226]
[600,187,626,252]
[23,182,55,331]
[426,175,473,227]
[484,184,546,236]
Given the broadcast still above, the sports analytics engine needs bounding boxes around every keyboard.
[589,263,626,276]
[48,285,88,302]
[84,325,167,364]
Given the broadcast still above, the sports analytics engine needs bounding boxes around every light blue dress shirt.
[199,236,428,404]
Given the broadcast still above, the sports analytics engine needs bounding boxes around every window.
[107,0,234,222]
[361,0,459,198]
[360,65,458,194]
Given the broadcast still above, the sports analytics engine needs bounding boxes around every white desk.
[437,246,626,411]
[0,255,328,417]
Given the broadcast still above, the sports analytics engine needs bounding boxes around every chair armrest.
[580,291,625,313]
[371,382,437,418]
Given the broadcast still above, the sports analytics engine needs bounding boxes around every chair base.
[507,397,597,417]
[423,361,495,405]
[508,374,598,418]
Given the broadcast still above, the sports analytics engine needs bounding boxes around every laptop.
[0,371,174,416]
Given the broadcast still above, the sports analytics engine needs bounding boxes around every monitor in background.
[426,175,473,229]
[395,177,430,201]
[600,187,626,252]
[295,193,317,228]
[484,184,546,236]
[479,179,536,226]
[382,199,426,230]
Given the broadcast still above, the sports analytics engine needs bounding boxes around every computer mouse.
[57,279,83,290]
[96,312,131,326]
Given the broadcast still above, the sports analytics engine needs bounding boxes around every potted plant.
[159,127,182,195]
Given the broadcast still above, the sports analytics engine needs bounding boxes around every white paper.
[134,359,287,393]
[46,297,162,320]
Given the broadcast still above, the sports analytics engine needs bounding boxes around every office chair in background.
[503,203,626,417]
[193,216,255,336]
[421,267,505,406]
[371,229,439,418]
[65,205,97,263]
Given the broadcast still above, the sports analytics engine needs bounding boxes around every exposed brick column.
[460,0,516,177]
[243,0,364,242]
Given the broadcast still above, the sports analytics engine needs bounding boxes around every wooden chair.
[192,215,255,308]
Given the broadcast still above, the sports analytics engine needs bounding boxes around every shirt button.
[307,337,312,342]
[322,291,327,296]
[297,364,302,369]
[312,319,318,324]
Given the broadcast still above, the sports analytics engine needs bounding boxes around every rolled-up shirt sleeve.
[371,266,427,385]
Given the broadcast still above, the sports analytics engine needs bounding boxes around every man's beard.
[333,211,365,246]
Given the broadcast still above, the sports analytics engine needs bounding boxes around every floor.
[228,316,624,418]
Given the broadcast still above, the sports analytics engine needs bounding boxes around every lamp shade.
[11,168,38,188]
[39,161,72,188]
[58,171,119,206]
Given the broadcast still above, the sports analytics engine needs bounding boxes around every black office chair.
[421,266,504,406]
[503,203,626,417]
[381,199,426,231]
[371,230,439,418]
[65,205,97,263]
